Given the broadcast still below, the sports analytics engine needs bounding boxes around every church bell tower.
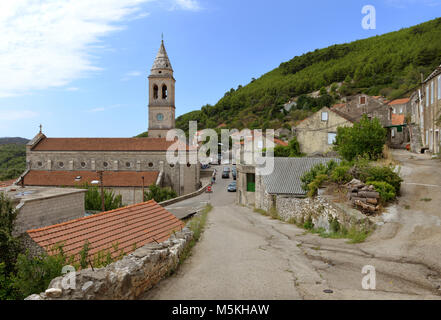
[148,39,176,138]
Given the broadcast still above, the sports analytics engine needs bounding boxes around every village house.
[236,157,339,209]
[387,98,411,149]
[333,94,392,127]
[295,107,354,156]
[420,64,441,154]
[21,40,201,205]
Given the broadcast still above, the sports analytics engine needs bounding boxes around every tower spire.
[151,38,173,72]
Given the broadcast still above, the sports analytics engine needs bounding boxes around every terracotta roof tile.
[27,200,184,263]
[391,114,405,126]
[388,98,410,106]
[32,137,192,152]
[23,170,159,187]
[0,179,16,188]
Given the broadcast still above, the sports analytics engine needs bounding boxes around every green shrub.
[334,115,387,161]
[330,165,352,184]
[366,181,396,203]
[78,184,123,212]
[364,166,402,194]
[303,216,314,230]
[144,184,177,203]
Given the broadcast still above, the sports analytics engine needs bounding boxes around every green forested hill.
[176,18,441,132]
[0,144,26,181]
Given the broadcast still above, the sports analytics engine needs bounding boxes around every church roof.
[27,200,184,263]
[151,40,173,71]
[23,170,159,188]
[31,137,191,152]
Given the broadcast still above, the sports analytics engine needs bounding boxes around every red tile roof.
[0,179,16,188]
[27,200,184,263]
[23,170,159,187]
[332,103,346,109]
[388,98,410,106]
[391,114,405,126]
[32,137,191,152]
[274,138,288,147]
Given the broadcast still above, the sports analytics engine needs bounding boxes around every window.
[391,128,395,138]
[431,81,434,105]
[58,161,64,168]
[125,162,131,168]
[360,96,366,105]
[162,84,168,99]
[426,86,430,107]
[37,161,43,167]
[148,162,154,167]
[321,112,328,121]
[103,161,108,168]
[81,161,86,168]
[438,76,441,100]
[327,133,337,145]
[153,85,158,99]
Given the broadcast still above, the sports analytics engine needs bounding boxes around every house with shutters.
[295,107,354,156]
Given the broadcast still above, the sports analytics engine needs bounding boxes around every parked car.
[222,167,230,179]
[227,181,237,192]
[201,163,211,169]
[232,168,237,180]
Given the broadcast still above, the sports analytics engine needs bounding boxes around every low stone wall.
[275,195,374,232]
[159,183,210,207]
[25,227,193,300]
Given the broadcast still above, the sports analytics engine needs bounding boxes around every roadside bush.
[364,166,402,195]
[334,115,387,161]
[144,184,177,203]
[330,165,352,184]
[366,181,396,203]
[301,160,337,191]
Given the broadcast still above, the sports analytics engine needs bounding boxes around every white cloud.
[121,70,143,81]
[0,0,155,98]
[172,0,201,11]
[66,87,79,91]
[0,110,38,121]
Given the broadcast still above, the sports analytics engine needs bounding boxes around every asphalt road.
[143,158,441,300]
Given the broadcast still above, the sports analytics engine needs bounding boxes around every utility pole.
[98,171,105,212]
[142,176,145,202]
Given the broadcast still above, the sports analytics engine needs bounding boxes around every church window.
[162,85,168,99]
[37,161,42,167]
[58,161,64,168]
[103,161,109,168]
[187,163,191,167]
[125,162,131,168]
[81,161,86,168]
[153,85,159,99]
[148,162,154,167]
[170,163,175,168]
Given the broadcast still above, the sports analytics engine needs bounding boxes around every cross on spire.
[39,124,42,133]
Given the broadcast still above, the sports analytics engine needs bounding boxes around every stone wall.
[13,191,86,236]
[25,227,193,300]
[275,195,373,233]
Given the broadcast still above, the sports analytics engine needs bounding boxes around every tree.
[81,184,123,212]
[334,115,387,161]
[272,137,303,157]
[144,184,177,203]
[0,194,22,299]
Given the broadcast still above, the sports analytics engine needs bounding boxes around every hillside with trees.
[176,18,441,132]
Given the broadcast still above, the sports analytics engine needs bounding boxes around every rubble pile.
[346,179,380,215]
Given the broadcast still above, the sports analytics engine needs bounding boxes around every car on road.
[227,181,237,192]
[232,168,237,180]
[222,167,230,178]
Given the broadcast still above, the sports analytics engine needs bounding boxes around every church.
[21,40,200,205]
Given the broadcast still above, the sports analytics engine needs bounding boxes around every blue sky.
[0,0,440,139]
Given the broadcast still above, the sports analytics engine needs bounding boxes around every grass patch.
[253,208,268,216]
[404,205,411,210]
[420,198,432,202]
[174,204,212,271]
